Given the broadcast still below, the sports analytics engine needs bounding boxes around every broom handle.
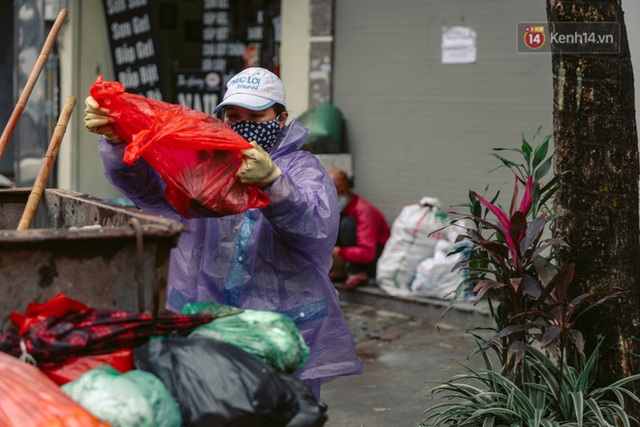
[17,96,76,231]
[0,9,68,160]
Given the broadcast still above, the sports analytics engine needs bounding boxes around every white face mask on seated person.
[337,195,348,212]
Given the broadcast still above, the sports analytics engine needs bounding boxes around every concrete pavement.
[320,284,492,427]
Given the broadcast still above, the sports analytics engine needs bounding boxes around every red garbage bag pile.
[90,76,270,218]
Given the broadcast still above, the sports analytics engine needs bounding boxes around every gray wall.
[333,0,553,221]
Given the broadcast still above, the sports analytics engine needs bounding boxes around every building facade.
[2,0,639,222]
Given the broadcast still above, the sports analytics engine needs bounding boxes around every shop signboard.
[174,70,222,115]
[101,0,165,100]
[173,0,280,111]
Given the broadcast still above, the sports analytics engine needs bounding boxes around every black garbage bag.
[278,374,328,427]
[133,336,327,427]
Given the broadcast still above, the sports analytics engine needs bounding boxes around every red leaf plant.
[448,133,623,374]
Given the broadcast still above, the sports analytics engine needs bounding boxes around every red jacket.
[338,194,391,264]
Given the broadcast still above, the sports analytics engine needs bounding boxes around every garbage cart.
[0,188,185,328]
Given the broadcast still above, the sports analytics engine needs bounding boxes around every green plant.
[420,339,640,426]
[447,130,620,367]
[423,130,637,426]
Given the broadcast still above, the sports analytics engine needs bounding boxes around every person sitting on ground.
[329,168,391,289]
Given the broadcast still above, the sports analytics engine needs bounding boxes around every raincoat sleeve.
[337,200,380,264]
[260,150,338,252]
[98,137,182,221]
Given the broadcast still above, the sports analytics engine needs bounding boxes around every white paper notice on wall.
[441,26,477,64]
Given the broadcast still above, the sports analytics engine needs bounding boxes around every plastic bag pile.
[0,294,327,427]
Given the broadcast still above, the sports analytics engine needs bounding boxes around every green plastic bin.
[296,104,344,153]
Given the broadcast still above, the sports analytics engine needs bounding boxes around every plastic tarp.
[0,293,214,369]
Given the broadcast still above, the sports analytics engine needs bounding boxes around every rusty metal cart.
[0,188,185,328]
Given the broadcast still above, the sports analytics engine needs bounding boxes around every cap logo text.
[229,76,261,91]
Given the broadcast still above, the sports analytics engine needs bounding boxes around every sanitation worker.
[84,67,363,399]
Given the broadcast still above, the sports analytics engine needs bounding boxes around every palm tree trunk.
[546,0,640,412]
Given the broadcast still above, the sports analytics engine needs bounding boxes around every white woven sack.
[410,240,462,299]
[376,197,454,297]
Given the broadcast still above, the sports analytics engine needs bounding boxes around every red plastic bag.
[89,76,270,218]
[10,292,91,335]
[43,348,134,386]
[0,352,111,426]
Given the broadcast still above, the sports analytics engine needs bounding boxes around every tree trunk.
[547,0,640,411]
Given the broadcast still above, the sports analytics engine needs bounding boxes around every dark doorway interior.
[0,2,15,179]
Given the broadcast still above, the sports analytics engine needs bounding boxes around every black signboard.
[173,0,280,111]
[101,0,280,109]
[174,69,222,115]
[101,0,165,100]
[201,0,280,76]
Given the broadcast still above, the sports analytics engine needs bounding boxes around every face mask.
[337,195,348,212]
[230,118,281,152]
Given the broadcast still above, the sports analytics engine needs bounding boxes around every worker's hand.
[237,142,282,187]
[83,96,122,143]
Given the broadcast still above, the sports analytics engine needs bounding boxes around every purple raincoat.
[98,120,363,383]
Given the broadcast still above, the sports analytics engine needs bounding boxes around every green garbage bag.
[62,365,182,427]
[182,302,309,373]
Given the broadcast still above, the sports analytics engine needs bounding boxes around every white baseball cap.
[214,67,286,114]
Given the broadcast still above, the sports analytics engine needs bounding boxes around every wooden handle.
[17,96,77,231]
[0,9,68,160]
